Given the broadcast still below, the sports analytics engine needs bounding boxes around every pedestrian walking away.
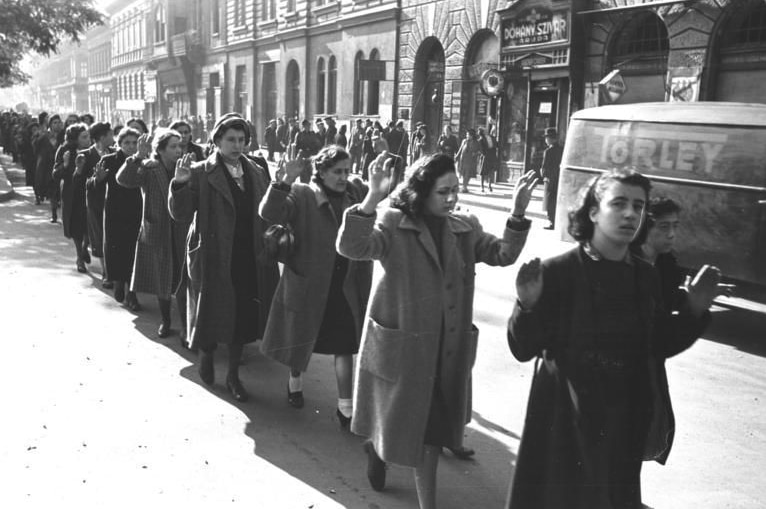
[169,113,280,402]
[337,152,538,509]
[259,145,372,425]
[506,168,720,509]
[540,127,563,229]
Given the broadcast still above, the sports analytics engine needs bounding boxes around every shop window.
[353,51,365,115]
[317,57,326,114]
[720,3,766,48]
[328,56,337,114]
[610,12,668,65]
[367,49,380,116]
[154,5,166,43]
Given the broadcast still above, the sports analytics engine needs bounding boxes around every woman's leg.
[224,342,248,401]
[335,354,354,427]
[157,297,171,337]
[73,235,86,272]
[288,368,304,408]
[414,445,440,509]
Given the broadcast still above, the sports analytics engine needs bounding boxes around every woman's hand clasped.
[511,171,540,217]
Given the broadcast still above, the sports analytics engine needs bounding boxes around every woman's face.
[120,135,139,156]
[216,127,247,163]
[158,136,183,164]
[319,157,351,193]
[589,181,646,248]
[424,172,460,217]
[77,130,91,149]
[127,121,145,133]
[175,124,192,147]
[646,212,680,254]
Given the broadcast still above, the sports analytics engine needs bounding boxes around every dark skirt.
[66,177,88,241]
[104,183,142,282]
[86,180,106,258]
[313,255,358,355]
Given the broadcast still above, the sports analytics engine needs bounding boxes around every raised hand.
[94,160,107,181]
[511,170,541,216]
[359,152,393,215]
[174,152,195,184]
[516,258,543,310]
[137,133,153,159]
[62,150,71,167]
[685,264,721,317]
[279,148,303,184]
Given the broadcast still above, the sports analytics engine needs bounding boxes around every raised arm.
[507,258,550,362]
[258,153,303,224]
[169,153,199,224]
[116,133,153,189]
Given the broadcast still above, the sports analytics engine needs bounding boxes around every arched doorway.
[606,11,669,103]
[413,37,445,150]
[461,30,500,135]
[710,0,766,103]
[285,60,301,120]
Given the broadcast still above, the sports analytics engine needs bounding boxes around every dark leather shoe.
[199,351,214,386]
[157,321,171,338]
[287,384,304,408]
[543,223,555,230]
[445,445,475,460]
[82,250,91,264]
[126,293,142,312]
[336,408,351,430]
[76,259,87,273]
[226,376,249,402]
[113,283,125,303]
[364,441,386,491]
[102,279,114,290]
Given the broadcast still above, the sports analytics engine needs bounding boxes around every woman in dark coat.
[170,114,280,402]
[20,122,40,191]
[34,115,63,221]
[52,123,92,273]
[478,126,499,193]
[103,127,143,310]
[360,127,376,181]
[507,169,720,509]
[259,145,372,423]
[83,122,115,286]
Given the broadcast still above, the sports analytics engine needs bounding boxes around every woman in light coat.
[169,114,279,402]
[116,129,189,339]
[337,153,538,508]
[455,128,481,193]
[259,145,372,426]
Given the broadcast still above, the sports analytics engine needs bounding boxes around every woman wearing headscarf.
[52,122,91,273]
[337,153,537,508]
[103,127,143,310]
[259,145,372,426]
[116,129,190,339]
[169,113,279,402]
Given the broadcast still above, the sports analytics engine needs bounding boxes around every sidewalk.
[457,180,547,220]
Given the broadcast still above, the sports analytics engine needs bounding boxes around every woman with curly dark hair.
[507,168,720,509]
[52,122,91,273]
[337,153,537,508]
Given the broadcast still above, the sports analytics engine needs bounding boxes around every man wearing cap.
[264,119,279,161]
[540,127,563,230]
[294,119,322,182]
[323,116,337,147]
[349,119,365,174]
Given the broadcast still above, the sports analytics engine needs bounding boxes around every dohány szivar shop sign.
[501,8,568,48]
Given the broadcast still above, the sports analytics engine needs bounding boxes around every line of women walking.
[39,110,721,509]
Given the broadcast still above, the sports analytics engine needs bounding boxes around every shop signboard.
[501,8,568,49]
[598,70,627,104]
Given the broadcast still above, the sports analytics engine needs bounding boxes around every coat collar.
[397,213,474,272]
[203,152,263,209]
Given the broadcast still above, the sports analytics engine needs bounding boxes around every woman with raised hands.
[169,113,279,402]
[259,144,372,427]
[336,152,537,508]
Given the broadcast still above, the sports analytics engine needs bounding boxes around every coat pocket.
[360,317,407,383]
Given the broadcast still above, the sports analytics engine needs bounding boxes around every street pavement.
[1,156,765,508]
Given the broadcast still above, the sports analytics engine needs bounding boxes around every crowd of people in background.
[0,105,725,509]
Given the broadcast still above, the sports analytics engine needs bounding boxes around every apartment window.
[155,5,166,43]
[353,51,364,115]
[211,0,220,35]
[327,55,337,114]
[367,48,380,115]
[235,65,247,115]
[316,58,326,114]
[265,0,276,20]
[287,0,296,12]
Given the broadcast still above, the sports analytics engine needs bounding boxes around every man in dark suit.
[540,127,563,230]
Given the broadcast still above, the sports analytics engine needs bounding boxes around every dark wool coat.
[456,137,481,178]
[84,146,114,258]
[337,207,530,467]
[258,179,372,372]
[52,145,87,240]
[169,153,280,348]
[34,134,57,199]
[506,246,710,509]
[103,150,142,283]
[116,155,188,298]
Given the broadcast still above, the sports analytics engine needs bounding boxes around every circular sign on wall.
[481,69,505,97]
